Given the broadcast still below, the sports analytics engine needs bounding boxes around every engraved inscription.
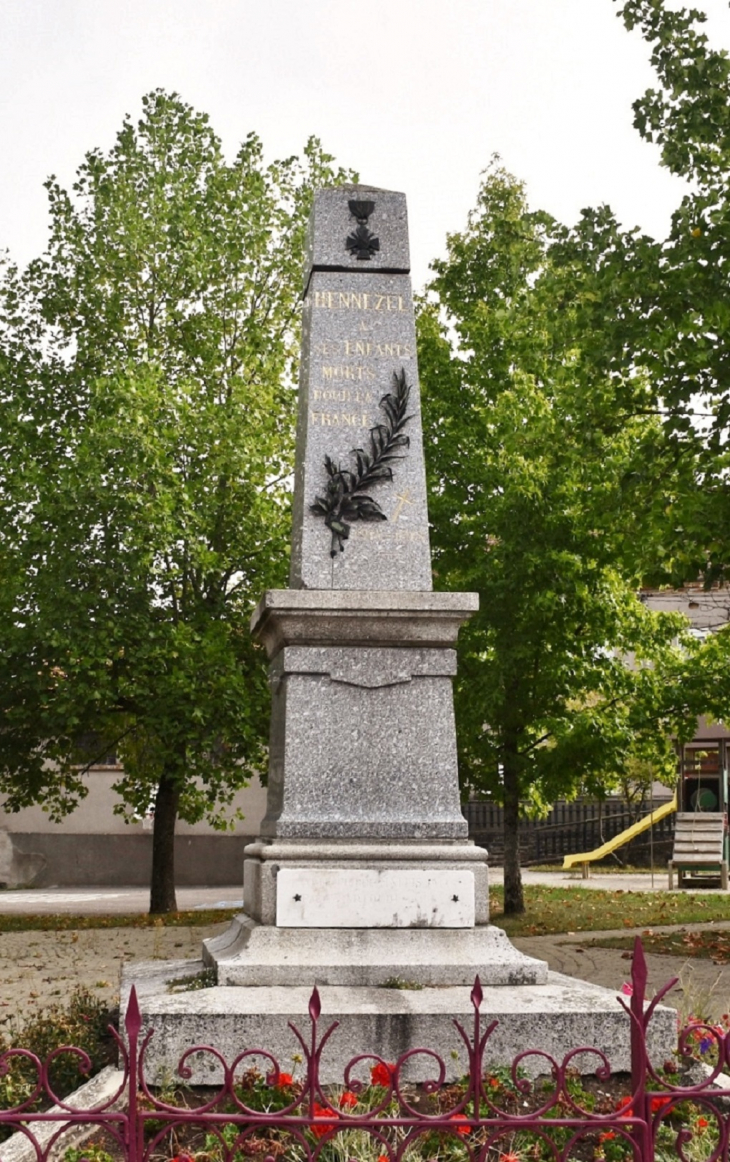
[310,411,370,427]
[321,364,376,382]
[313,291,407,312]
[355,524,428,543]
[312,388,375,403]
[391,489,414,522]
[343,340,414,358]
[313,341,414,360]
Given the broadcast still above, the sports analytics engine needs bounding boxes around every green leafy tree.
[0,91,352,912]
[417,163,698,914]
[618,0,730,589]
[618,0,730,440]
[546,1,730,589]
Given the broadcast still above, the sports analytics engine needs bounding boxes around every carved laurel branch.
[310,368,412,558]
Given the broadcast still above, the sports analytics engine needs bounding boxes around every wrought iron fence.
[1,939,728,1162]
[464,799,676,864]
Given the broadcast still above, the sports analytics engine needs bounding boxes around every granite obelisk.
[239,191,476,916]
[203,185,542,980]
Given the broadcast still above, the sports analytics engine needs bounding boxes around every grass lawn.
[0,908,239,933]
[0,886,728,943]
[490,884,730,937]
[530,862,663,874]
[587,929,730,963]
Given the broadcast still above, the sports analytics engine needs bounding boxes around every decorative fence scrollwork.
[1,938,729,1162]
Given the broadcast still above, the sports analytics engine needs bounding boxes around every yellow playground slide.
[561,794,677,876]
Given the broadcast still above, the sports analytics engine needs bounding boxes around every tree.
[618,0,730,589]
[0,91,352,912]
[540,1,730,589]
[417,163,699,914]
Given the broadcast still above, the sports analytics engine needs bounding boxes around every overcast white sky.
[3,0,730,290]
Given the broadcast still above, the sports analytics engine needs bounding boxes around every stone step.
[201,917,548,987]
[120,963,677,1084]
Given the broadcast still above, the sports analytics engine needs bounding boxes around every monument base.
[242,840,490,926]
[120,961,677,1083]
[202,917,548,986]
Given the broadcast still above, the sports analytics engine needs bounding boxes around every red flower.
[275,1072,293,1088]
[599,1132,616,1142]
[338,1090,358,1109]
[370,1062,394,1087]
[651,1096,666,1113]
[499,1153,521,1162]
[696,1116,709,1129]
[449,1114,471,1136]
[311,1102,339,1138]
[378,1156,390,1162]
[616,1096,633,1116]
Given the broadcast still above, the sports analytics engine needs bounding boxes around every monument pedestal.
[120,968,678,1085]
[235,588,491,928]
[239,840,489,927]
[200,585,549,989]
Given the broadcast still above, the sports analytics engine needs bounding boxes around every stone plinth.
[250,592,477,845]
[232,586,493,935]
[120,963,678,1085]
[239,840,489,927]
[202,919,546,986]
[251,590,478,845]
[251,589,480,653]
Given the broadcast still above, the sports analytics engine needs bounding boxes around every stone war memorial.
[122,186,675,1079]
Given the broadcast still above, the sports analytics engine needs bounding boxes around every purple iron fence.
[1,938,728,1162]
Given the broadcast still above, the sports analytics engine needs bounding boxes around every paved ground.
[512,930,730,1023]
[0,886,245,915]
[0,871,728,1028]
[0,921,228,1033]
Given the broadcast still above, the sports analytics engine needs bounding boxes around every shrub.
[0,987,116,1137]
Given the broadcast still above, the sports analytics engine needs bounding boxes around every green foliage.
[167,967,217,993]
[63,1147,113,1162]
[592,929,730,965]
[417,161,698,912]
[597,2,730,585]
[0,909,238,933]
[380,977,424,990]
[0,91,353,907]
[0,988,114,1127]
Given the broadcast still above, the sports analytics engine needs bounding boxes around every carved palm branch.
[310,368,413,557]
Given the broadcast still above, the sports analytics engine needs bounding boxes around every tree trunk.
[149,770,181,914]
[502,742,525,915]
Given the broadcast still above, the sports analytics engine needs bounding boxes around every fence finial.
[125,985,142,1040]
